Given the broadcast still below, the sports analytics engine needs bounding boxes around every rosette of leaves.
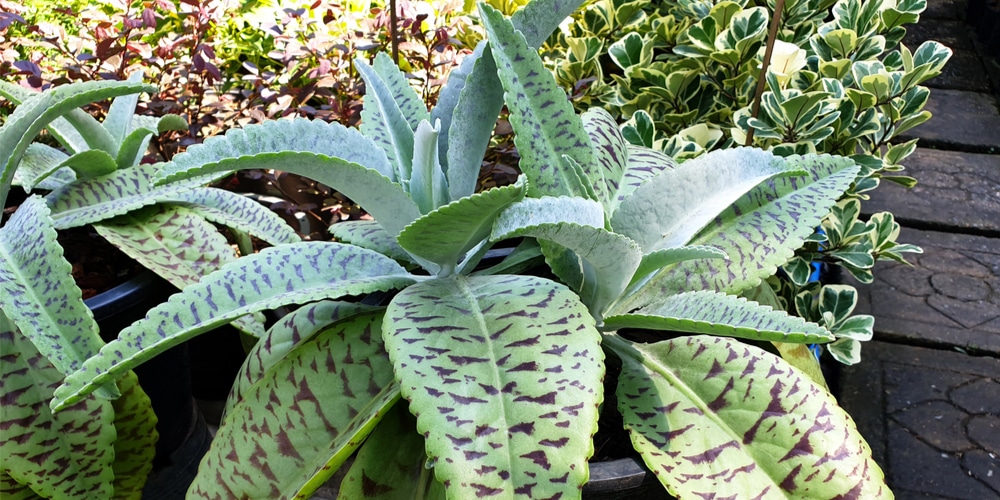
[48,3,887,499]
[0,78,300,497]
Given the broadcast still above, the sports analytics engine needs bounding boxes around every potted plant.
[45,1,891,498]
[0,77,299,495]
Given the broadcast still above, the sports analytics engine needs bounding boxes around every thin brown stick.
[745,0,786,146]
[390,0,400,64]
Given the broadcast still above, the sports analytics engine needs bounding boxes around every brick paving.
[838,0,1000,497]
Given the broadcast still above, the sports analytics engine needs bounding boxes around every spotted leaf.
[603,290,834,343]
[384,275,604,498]
[630,246,728,286]
[0,80,94,156]
[107,370,158,499]
[52,241,416,411]
[163,187,300,245]
[612,148,805,254]
[357,55,418,182]
[12,143,76,191]
[339,403,447,500]
[397,178,526,270]
[620,154,860,311]
[480,4,595,200]
[607,334,889,499]
[581,108,627,214]
[330,220,414,265]
[190,310,399,499]
[225,300,382,417]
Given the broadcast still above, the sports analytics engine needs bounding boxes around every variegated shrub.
[0,76,299,497]
[45,1,887,498]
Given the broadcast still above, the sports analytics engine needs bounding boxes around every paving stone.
[950,378,1000,414]
[839,342,1000,497]
[853,228,1000,354]
[924,0,968,19]
[902,89,1000,153]
[863,149,1000,234]
[903,21,995,92]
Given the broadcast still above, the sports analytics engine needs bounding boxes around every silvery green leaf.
[164,187,300,246]
[13,143,73,191]
[357,56,416,183]
[330,220,414,264]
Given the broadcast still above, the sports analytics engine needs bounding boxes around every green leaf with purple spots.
[581,108,627,214]
[93,205,239,290]
[383,274,604,498]
[190,310,400,499]
[12,143,76,191]
[163,187,300,245]
[630,246,727,286]
[108,370,158,499]
[51,242,416,411]
[357,55,418,183]
[612,148,805,254]
[607,334,889,499]
[617,154,860,311]
[397,178,526,271]
[480,4,595,200]
[603,291,834,343]
[330,220,414,265]
[338,404,447,500]
[225,300,382,417]
[614,145,676,212]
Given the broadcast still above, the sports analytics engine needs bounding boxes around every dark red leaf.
[142,8,156,28]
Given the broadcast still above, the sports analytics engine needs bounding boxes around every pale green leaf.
[108,371,158,499]
[603,291,833,343]
[13,143,72,191]
[612,148,803,253]
[51,242,416,411]
[607,334,890,499]
[102,72,145,152]
[330,220,414,264]
[580,108,623,212]
[383,275,604,498]
[371,52,430,131]
[613,145,676,213]
[480,3,595,199]
[397,178,526,270]
[357,57,416,182]
[631,245,728,286]
[189,311,399,499]
[52,149,119,179]
[409,119,448,213]
[164,187,300,246]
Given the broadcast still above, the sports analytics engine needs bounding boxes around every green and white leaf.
[480,3,595,200]
[383,275,603,498]
[603,291,833,343]
[397,178,526,271]
[607,334,890,499]
[612,148,804,253]
[52,242,417,411]
[190,310,399,499]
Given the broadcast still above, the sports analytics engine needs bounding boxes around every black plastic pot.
[583,456,674,499]
[85,270,212,495]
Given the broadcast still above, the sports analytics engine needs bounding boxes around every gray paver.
[853,228,1000,354]
[903,21,993,92]
[903,89,1000,153]
[862,148,1000,234]
[838,341,1000,498]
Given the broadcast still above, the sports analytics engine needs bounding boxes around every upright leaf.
[383,275,604,498]
[371,53,430,130]
[52,242,416,411]
[189,311,399,499]
[607,334,889,499]
[480,4,595,199]
[581,108,627,213]
[357,57,417,183]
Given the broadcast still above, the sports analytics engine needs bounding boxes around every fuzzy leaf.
[603,291,834,343]
[481,4,595,200]
[0,197,107,381]
[613,145,676,213]
[51,242,416,411]
[0,316,116,499]
[102,72,145,152]
[164,187,300,245]
[383,275,604,498]
[631,246,728,285]
[330,220,413,264]
[338,403,447,500]
[190,311,399,499]
[357,57,416,182]
[397,178,526,270]
[581,108,627,215]
[52,149,119,179]
[93,205,238,290]
[226,300,383,416]
[108,371,158,499]
[114,115,186,169]
[620,155,860,311]
[0,80,153,207]
[14,143,73,191]
[372,52,430,131]
[607,334,890,499]
[612,148,804,253]
[0,81,91,155]
[409,119,449,213]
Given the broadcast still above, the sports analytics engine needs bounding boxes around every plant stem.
[744,0,786,146]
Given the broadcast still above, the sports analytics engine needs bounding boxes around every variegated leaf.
[190,310,399,499]
[94,205,238,290]
[0,197,105,380]
[603,291,834,343]
[0,471,38,499]
[480,4,595,200]
[612,148,804,253]
[44,163,224,230]
[383,275,604,498]
[338,404,447,500]
[397,178,526,270]
[164,187,300,245]
[631,246,728,286]
[108,371,158,499]
[52,241,416,411]
[620,155,860,311]
[15,143,71,191]
[372,53,430,131]
[0,80,153,206]
[607,334,889,499]
[330,220,414,265]
[225,300,382,417]
[581,108,627,214]
[614,145,676,212]
[357,56,416,182]
[0,315,116,499]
